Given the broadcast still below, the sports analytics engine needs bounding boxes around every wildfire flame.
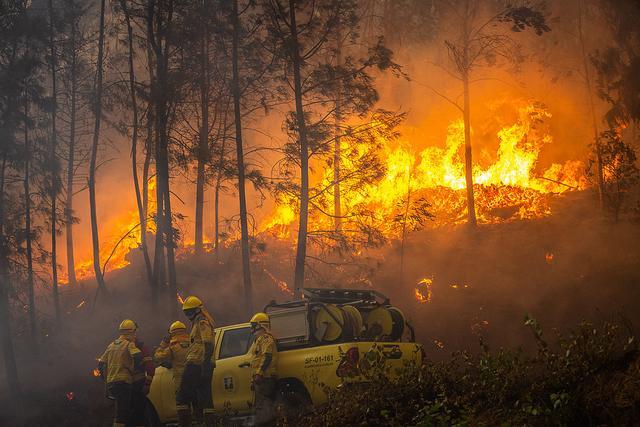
[545,252,554,264]
[261,103,586,235]
[176,293,185,305]
[92,368,101,377]
[263,268,294,296]
[415,278,433,303]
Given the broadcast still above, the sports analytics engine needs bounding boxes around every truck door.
[213,326,254,415]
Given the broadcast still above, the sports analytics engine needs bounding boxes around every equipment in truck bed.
[264,288,410,348]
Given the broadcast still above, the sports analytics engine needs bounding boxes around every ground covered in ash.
[1,191,639,426]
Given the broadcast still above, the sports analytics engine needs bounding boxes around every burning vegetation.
[0,0,639,425]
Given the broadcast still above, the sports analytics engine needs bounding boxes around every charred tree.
[89,0,108,297]
[23,100,37,354]
[64,3,79,288]
[194,0,210,256]
[0,155,20,396]
[278,0,313,295]
[120,0,154,295]
[47,0,61,322]
[231,0,254,312]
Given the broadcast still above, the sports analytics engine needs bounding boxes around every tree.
[47,0,61,323]
[88,0,108,297]
[264,0,402,294]
[116,0,154,295]
[438,0,550,226]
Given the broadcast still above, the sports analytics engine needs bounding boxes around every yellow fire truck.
[146,288,424,425]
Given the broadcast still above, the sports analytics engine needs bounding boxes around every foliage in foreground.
[300,318,640,426]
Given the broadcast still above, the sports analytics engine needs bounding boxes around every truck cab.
[147,288,423,424]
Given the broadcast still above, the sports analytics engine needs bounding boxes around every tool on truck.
[145,288,424,426]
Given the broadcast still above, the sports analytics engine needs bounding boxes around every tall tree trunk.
[333,15,342,232]
[232,0,253,312]
[146,5,160,307]
[65,17,78,288]
[121,0,154,296]
[48,0,61,322]
[0,154,21,395]
[577,0,604,211]
[89,0,108,297]
[152,0,177,311]
[24,101,37,354]
[289,0,311,296]
[461,3,476,227]
[195,2,210,255]
[462,71,476,226]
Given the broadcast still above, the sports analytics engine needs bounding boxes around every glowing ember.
[434,340,445,349]
[65,391,74,401]
[415,278,433,303]
[545,252,554,264]
[450,283,469,289]
[263,269,294,296]
[75,300,85,309]
[176,293,185,305]
[92,368,101,377]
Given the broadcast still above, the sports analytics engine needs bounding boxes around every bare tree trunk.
[24,101,37,354]
[65,16,78,288]
[462,70,476,226]
[121,0,154,295]
[89,0,108,297]
[0,154,21,395]
[333,15,342,232]
[152,0,177,311]
[577,0,604,211]
[232,0,253,312]
[146,6,160,307]
[461,2,476,227]
[48,0,61,322]
[195,3,210,255]
[289,0,311,296]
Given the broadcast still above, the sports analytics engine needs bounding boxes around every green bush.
[295,317,640,426]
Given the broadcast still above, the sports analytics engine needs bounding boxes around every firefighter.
[154,321,190,393]
[97,319,143,427]
[176,296,216,427]
[130,334,155,427]
[249,312,278,425]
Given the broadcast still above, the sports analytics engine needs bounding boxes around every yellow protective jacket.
[249,331,277,377]
[186,313,215,366]
[154,334,190,387]
[98,335,141,384]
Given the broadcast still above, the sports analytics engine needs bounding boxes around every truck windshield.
[218,327,252,359]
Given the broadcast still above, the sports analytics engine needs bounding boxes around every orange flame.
[92,368,101,377]
[176,293,185,305]
[545,252,554,264]
[415,278,433,303]
[263,269,294,296]
[260,103,587,235]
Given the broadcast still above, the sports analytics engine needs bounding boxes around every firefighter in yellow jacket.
[249,312,278,425]
[177,296,216,427]
[97,319,143,427]
[154,321,190,391]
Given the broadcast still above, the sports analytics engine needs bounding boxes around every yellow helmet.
[169,321,187,334]
[250,312,270,329]
[119,319,137,332]
[182,296,203,311]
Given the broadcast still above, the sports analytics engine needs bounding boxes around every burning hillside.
[261,102,587,240]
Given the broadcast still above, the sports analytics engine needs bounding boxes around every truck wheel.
[277,381,312,420]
